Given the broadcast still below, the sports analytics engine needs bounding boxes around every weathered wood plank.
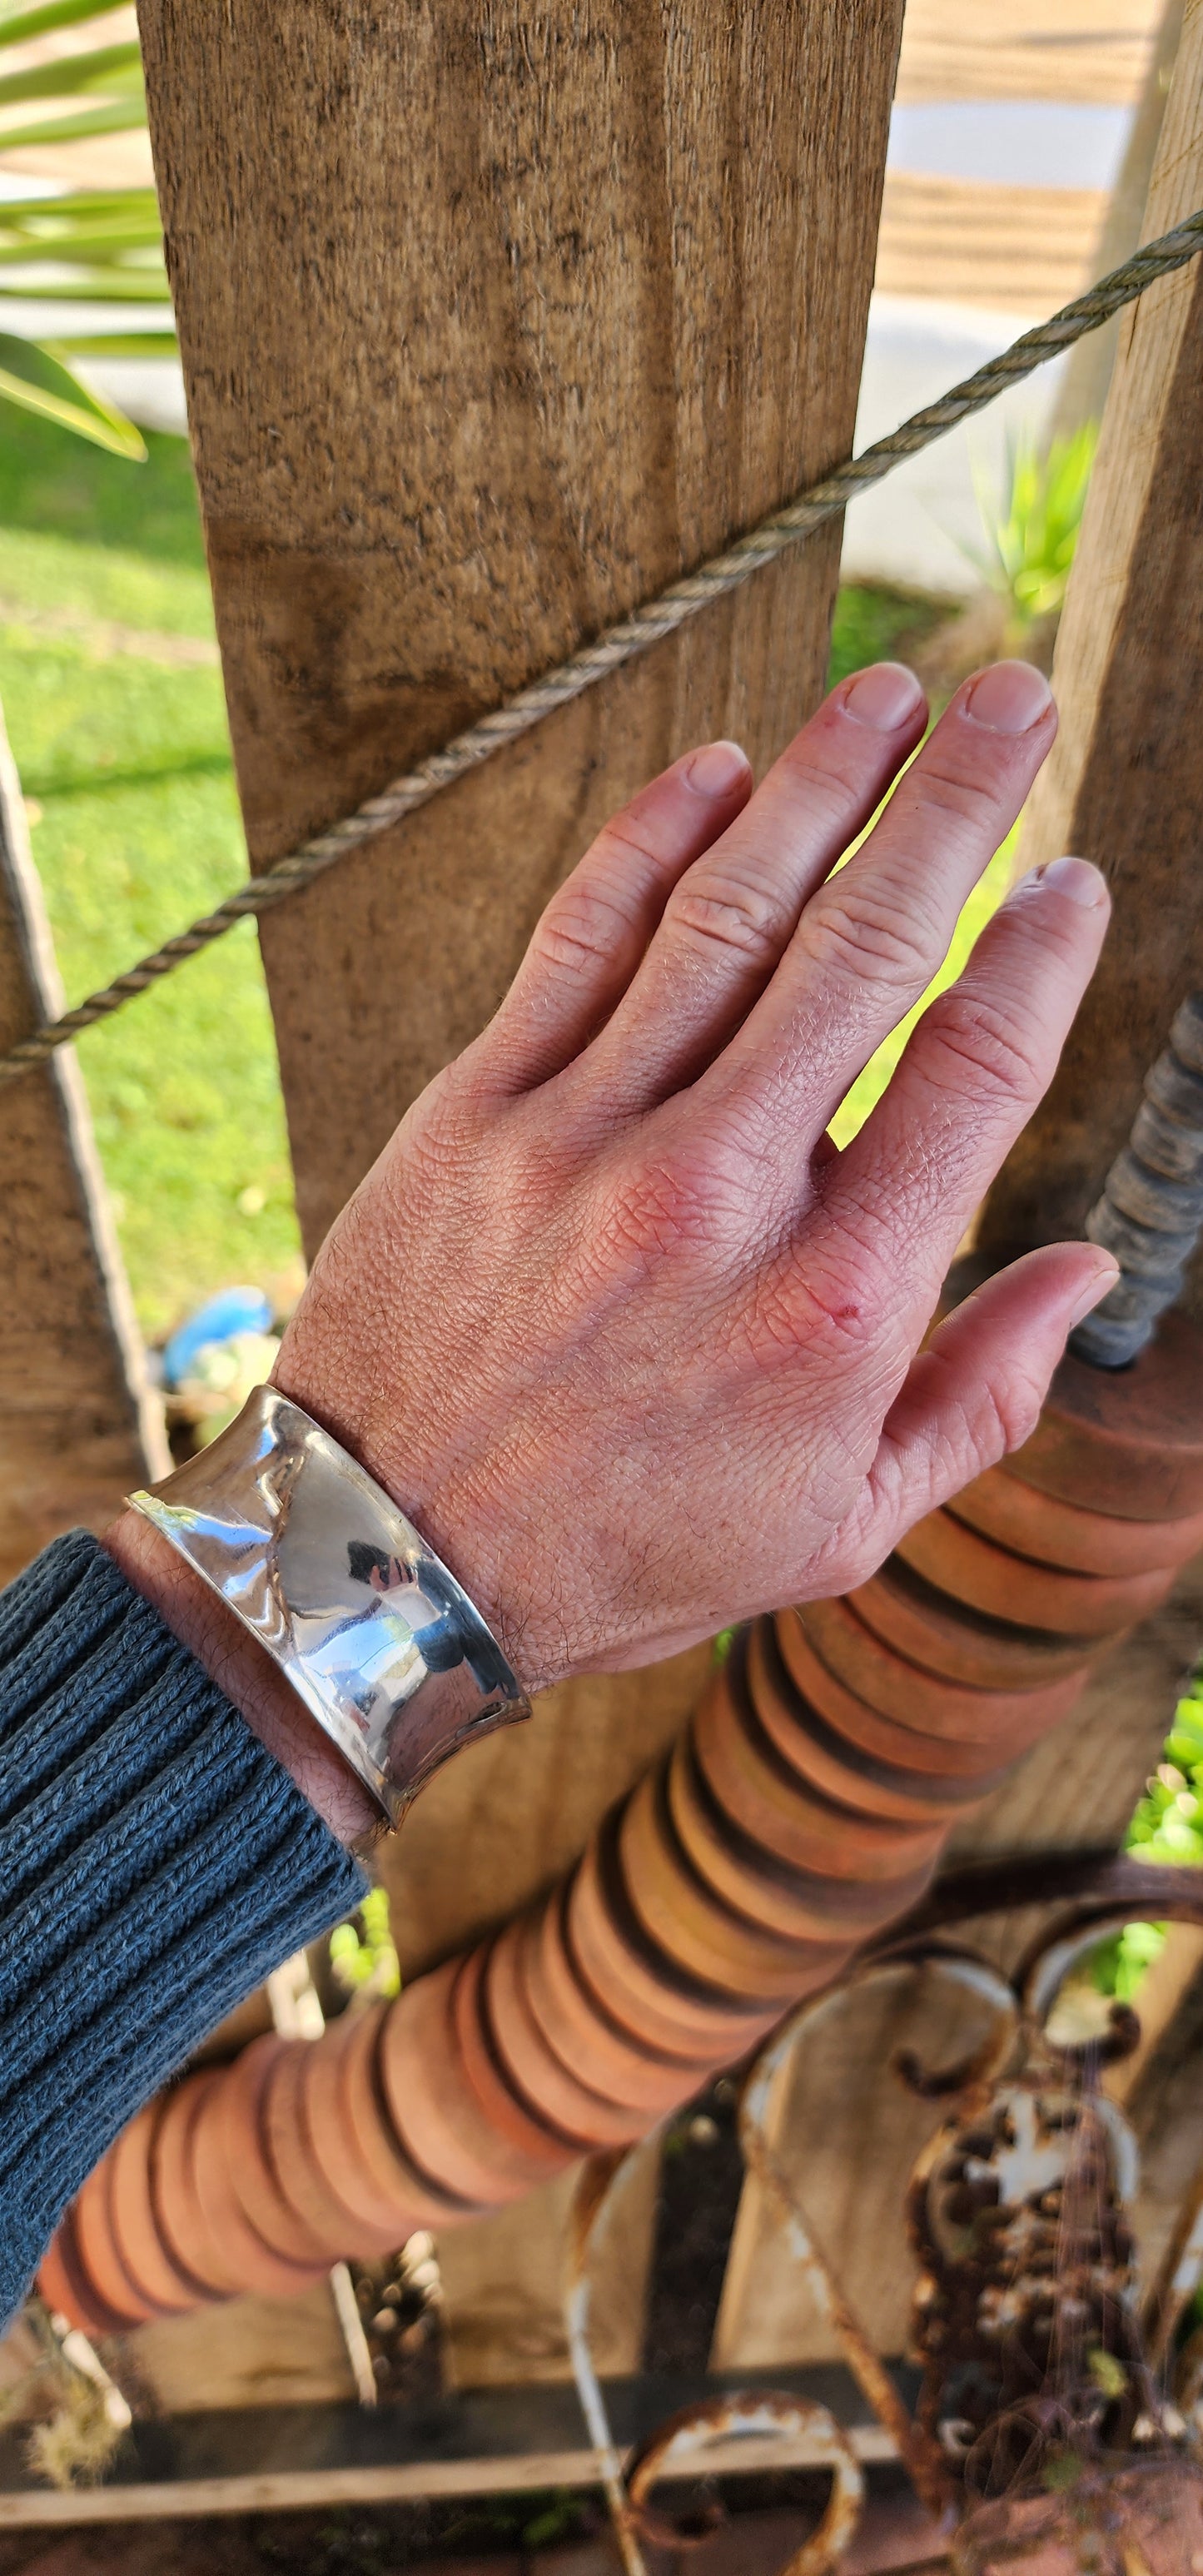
[715,7,1203,2357]
[0,704,164,1585]
[128,2282,357,2415]
[137,0,903,1982]
[1050,0,1185,439]
[0,2413,898,2529]
[139,0,904,1253]
[979,0,1203,1278]
[437,2140,660,2392]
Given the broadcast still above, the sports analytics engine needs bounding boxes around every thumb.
[856,1242,1120,1554]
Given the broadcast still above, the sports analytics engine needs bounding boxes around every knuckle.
[961,1365,1045,1469]
[922,991,1042,1111]
[667,867,793,966]
[907,752,1012,830]
[927,1339,1046,1484]
[530,883,629,982]
[747,1237,893,1371]
[991,1368,1046,1458]
[594,1154,717,1273]
[593,815,660,869]
[392,1106,468,1205]
[770,748,870,824]
[803,878,942,991]
[407,1062,477,1151]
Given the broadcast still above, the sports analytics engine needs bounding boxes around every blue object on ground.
[162,1284,273,1386]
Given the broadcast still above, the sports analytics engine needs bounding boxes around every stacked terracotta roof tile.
[41,1312,1203,2335]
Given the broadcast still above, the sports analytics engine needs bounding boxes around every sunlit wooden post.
[137,0,907,1970]
[0,711,163,1586]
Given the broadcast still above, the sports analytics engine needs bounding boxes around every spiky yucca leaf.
[0,4,167,450]
[0,329,146,452]
[968,423,1099,643]
[0,0,132,38]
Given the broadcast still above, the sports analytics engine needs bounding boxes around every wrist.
[102,1507,380,1847]
[268,1338,544,1693]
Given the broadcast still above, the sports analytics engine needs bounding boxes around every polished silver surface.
[129,1384,529,1823]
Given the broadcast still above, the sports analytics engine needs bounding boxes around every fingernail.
[686,738,751,797]
[1032,853,1109,909]
[841,661,925,732]
[1069,1260,1120,1326]
[964,662,1052,734]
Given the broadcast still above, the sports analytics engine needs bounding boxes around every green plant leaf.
[46,330,176,357]
[0,0,131,39]
[0,186,158,221]
[0,208,164,261]
[0,236,162,267]
[0,331,145,457]
[965,421,1099,638]
[0,37,140,104]
[0,93,144,147]
[0,274,170,301]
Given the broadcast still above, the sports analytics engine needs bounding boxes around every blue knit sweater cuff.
[0,1529,368,2328]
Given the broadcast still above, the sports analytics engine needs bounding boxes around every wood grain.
[712,1957,1013,2370]
[980,0,1203,1276]
[137,0,903,1974]
[438,2139,659,2390]
[129,2280,356,2414]
[0,700,163,1585]
[138,0,904,1255]
[1050,0,1185,439]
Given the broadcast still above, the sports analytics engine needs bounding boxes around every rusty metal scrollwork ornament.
[896,1891,1203,2576]
[565,1855,1203,2576]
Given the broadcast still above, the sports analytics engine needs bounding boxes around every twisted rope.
[5,206,1203,1092]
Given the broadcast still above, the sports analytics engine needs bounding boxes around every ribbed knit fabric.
[0,1530,367,2326]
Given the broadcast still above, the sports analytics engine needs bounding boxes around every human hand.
[272,657,1116,1699]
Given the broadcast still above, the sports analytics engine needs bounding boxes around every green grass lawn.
[14,635,301,1342]
[4,408,989,1344]
[2,413,303,1341]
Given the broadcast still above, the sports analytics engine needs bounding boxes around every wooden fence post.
[716,4,1203,2376]
[979,0,1203,1275]
[137,0,905,1253]
[1047,0,1184,441]
[0,708,164,1585]
[136,0,907,1971]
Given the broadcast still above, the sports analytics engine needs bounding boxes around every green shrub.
[970,422,1098,648]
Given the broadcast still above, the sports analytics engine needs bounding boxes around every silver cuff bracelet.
[128,1383,529,1824]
